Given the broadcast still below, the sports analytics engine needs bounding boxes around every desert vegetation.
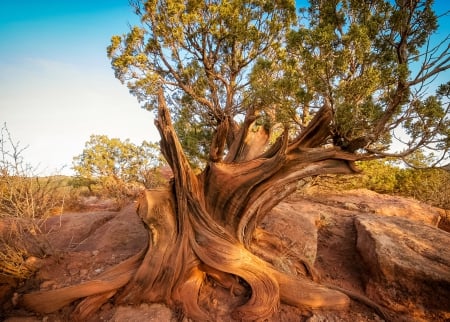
[0,124,66,281]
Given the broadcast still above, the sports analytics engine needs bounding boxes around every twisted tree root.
[21,246,146,314]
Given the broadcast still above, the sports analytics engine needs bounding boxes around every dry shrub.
[0,216,52,280]
[0,124,63,279]
[0,175,68,219]
[99,177,143,209]
[0,221,42,281]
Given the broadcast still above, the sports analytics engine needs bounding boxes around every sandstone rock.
[306,188,442,226]
[72,204,147,254]
[41,211,117,251]
[355,214,450,312]
[39,205,147,255]
[262,202,319,265]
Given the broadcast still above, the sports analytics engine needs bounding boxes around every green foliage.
[318,159,450,209]
[108,0,296,163]
[72,135,166,201]
[395,167,450,209]
[356,159,399,193]
[284,0,448,159]
[172,105,212,168]
[109,0,448,166]
[108,0,296,110]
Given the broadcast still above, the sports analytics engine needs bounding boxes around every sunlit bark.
[22,92,363,321]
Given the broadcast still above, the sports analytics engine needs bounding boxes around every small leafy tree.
[72,135,165,196]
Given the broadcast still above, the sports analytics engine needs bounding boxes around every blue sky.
[1,1,449,175]
[1,1,156,175]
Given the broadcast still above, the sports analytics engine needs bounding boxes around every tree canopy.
[108,0,449,167]
[284,0,450,164]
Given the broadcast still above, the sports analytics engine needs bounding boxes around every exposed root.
[251,228,319,281]
[191,229,281,321]
[72,290,117,322]
[248,218,389,320]
[325,284,393,321]
[199,263,247,296]
[270,267,350,310]
[172,265,209,321]
[21,246,146,314]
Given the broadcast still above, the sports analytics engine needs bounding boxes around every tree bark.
[22,93,361,321]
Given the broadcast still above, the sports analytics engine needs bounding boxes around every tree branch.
[154,88,199,197]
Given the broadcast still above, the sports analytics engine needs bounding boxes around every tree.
[72,134,165,192]
[23,0,449,320]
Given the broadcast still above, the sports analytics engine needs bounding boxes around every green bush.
[395,168,449,209]
[313,159,449,209]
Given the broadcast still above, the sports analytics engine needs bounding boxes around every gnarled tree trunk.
[22,91,361,321]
